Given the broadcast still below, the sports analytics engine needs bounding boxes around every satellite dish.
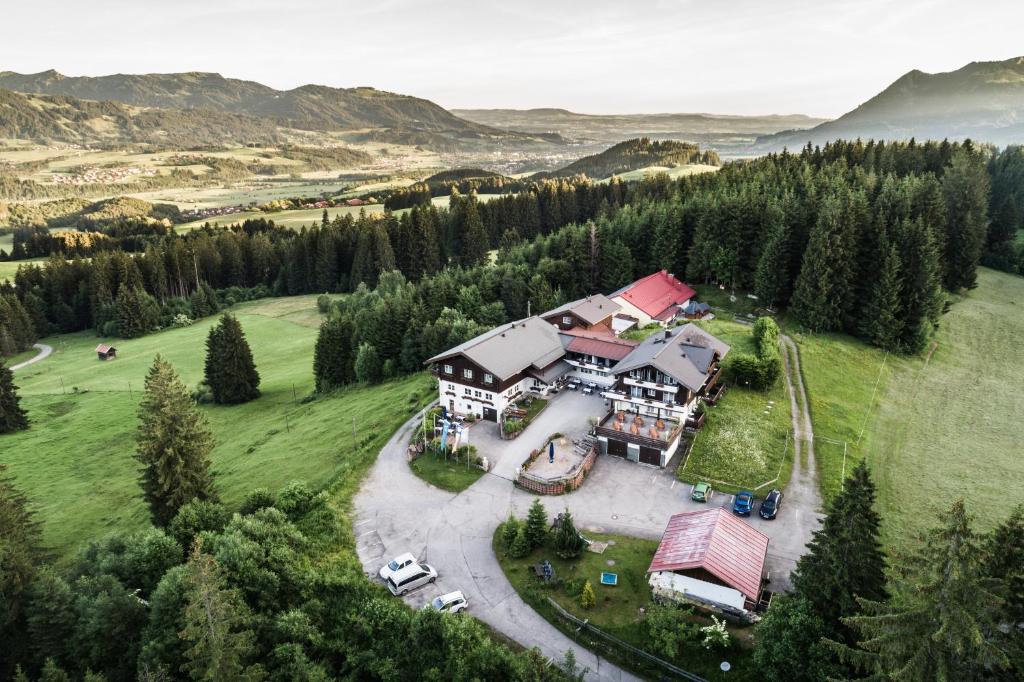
[720,661,731,672]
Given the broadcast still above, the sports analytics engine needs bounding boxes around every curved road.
[10,343,53,371]
[354,338,821,681]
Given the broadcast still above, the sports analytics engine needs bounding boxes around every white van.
[386,562,438,596]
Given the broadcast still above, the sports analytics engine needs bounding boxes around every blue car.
[733,490,755,516]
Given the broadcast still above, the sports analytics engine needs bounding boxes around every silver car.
[386,562,438,596]
[426,591,468,614]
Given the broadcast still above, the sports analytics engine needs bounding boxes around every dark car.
[759,489,784,519]
[733,490,755,516]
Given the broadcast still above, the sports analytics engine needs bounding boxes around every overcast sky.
[2,0,1021,118]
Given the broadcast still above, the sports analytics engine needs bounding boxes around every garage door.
[483,407,497,422]
[607,438,627,457]
[639,446,661,466]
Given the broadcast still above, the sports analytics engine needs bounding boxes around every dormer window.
[484,373,493,384]
[443,364,453,375]
[562,316,572,325]
[463,368,473,380]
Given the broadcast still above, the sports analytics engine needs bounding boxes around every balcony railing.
[594,410,683,449]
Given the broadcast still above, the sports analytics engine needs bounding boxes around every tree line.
[754,462,1023,681]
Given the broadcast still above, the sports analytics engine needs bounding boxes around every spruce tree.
[460,196,490,266]
[204,314,260,405]
[896,217,944,353]
[0,359,29,433]
[136,355,218,527]
[525,498,548,549]
[753,211,791,309]
[860,231,904,350]
[313,315,355,392]
[179,543,263,682]
[0,464,43,680]
[791,461,886,638]
[790,193,852,332]
[832,500,1010,681]
[941,150,990,291]
[553,509,585,559]
[983,504,1024,624]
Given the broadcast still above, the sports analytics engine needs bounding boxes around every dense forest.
[533,137,721,179]
[5,140,1024,369]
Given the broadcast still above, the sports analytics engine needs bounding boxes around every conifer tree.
[753,210,791,308]
[525,498,548,549]
[204,314,260,405]
[0,464,43,680]
[860,231,904,350]
[136,355,218,527]
[942,150,990,291]
[896,217,944,353]
[460,196,490,266]
[179,543,263,682]
[832,500,1010,680]
[982,504,1024,625]
[0,359,29,433]
[790,193,852,332]
[553,509,585,559]
[313,315,355,392]
[791,461,886,637]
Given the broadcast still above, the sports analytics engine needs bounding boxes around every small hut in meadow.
[95,344,117,361]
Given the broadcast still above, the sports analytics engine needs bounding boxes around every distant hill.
[452,107,827,147]
[534,138,719,179]
[757,56,1024,150]
[0,87,284,146]
[0,70,553,148]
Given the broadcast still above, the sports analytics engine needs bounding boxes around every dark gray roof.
[528,359,571,384]
[541,294,620,326]
[425,316,566,381]
[612,324,730,392]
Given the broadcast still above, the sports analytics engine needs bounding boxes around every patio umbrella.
[548,441,555,464]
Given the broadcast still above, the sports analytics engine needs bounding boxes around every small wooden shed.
[96,344,117,361]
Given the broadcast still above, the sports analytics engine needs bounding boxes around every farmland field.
[2,294,434,559]
[602,163,719,183]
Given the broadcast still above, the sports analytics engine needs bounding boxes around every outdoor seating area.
[565,378,599,395]
[599,410,680,444]
[515,434,599,495]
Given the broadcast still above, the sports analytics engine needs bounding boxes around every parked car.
[691,482,713,502]
[733,490,755,516]
[759,489,784,519]
[387,562,438,596]
[379,552,417,581]
[426,591,468,614]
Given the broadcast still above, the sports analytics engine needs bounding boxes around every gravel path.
[10,343,53,371]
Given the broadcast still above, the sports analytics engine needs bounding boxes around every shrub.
[509,526,531,559]
[501,516,521,552]
[240,487,276,515]
[316,294,332,313]
[170,313,193,328]
[700,615,730,650]
[563,577,586,597]
[646,603,699,659]
[168,499,229,550]
[579,580,595,609]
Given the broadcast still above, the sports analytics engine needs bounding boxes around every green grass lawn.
[493,524,755,681]
[863,268,1024,546]
[679,319,793,493]
[3,293,435,559]
[0,257,47,283]
[175,203,387,232]
[409,452,484,493]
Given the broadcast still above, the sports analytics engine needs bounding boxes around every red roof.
[95,344,113,353]
[560,327,638,361]
[615,270,696,319]
[647,508,769,601]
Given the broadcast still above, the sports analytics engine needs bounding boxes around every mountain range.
[756,56,1024,150]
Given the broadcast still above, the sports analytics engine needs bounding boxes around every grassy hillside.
[2,294,434,559]
[798,268,1024,545]
[535,138,720,179]
[0,87,285,146]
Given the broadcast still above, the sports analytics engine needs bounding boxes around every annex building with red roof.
[647,507,769,615]
[610,270,697,327]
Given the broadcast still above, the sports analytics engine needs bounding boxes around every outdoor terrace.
[594,410,683,449]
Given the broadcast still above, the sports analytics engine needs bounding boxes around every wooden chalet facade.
[597,324,729,467]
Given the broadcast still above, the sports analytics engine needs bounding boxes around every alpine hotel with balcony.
[425,273,729,467]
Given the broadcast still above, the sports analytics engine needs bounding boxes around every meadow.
[601,163,719,183]
[680,318,793,492]
[3,294,435,559]
[797,268,1024,545]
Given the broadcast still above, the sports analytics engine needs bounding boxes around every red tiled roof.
[615,270,696,318]
[95,344,113,353]
[566,336,635,361]
[647,508,769,601]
